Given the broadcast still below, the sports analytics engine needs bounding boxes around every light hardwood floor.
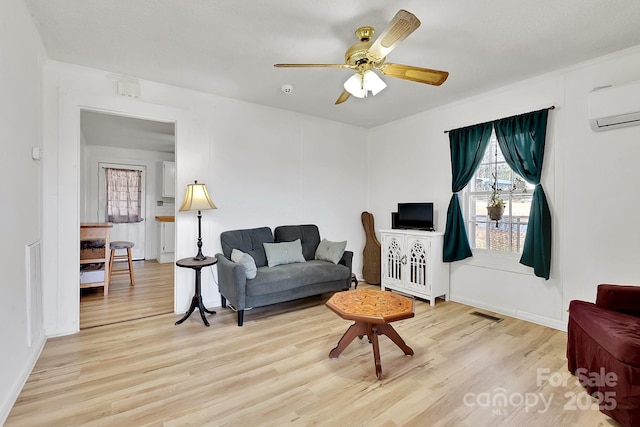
[80,260,174,329]
[8,284,618,426]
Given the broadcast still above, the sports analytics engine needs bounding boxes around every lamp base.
[192,210,207,261]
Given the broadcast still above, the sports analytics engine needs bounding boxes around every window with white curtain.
[105,168,142,223]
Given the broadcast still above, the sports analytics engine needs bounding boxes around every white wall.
[81,144,175,260]
[368,45,640,330]
[41,61,367,337]
[0,0,47,423]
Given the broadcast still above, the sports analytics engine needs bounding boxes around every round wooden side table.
[175,256,217,327]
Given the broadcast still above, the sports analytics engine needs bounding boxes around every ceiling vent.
[588,81,640,131]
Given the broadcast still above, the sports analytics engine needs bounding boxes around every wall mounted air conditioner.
[588,80,640,131]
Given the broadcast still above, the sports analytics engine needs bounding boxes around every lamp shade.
[363,70,387,96]
[343,73,366,98]
[179,181,217,212]
[343,70,386,98]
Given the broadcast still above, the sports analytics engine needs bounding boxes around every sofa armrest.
[215,253,247,310]
[339,250,353,273]
[596,284,640,316]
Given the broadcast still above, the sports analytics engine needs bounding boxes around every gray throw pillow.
[263,239,306,267]
[315,238,347,264]
[231,248,257,279]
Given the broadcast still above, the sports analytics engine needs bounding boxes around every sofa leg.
[238,310,244,327]
[221,295,227,308]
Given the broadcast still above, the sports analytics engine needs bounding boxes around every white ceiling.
[25,0,640,128]
[80,110,175,153]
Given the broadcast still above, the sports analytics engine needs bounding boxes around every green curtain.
[443,123,493,262]
[494,109,551,279]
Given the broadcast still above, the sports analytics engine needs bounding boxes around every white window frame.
[461,133,534,274]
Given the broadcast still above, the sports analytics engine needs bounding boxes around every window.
[465,132,534,253]
[105,168,142,223]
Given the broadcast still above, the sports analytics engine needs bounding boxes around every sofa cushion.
[231,249,257,279]
[263,239,306,268]
[315,238,347,264]
[275,225,321,261]
[569,300,640,367]
[246,260,350,296]
[221,227,273,268]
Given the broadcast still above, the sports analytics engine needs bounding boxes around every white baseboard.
[450,296,566,331]
[158,252,174,263]
[515,309,567,332]
[0,335,47,425]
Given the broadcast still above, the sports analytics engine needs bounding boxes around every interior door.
[98,162,146,260]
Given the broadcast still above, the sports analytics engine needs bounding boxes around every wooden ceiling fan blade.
[335,90,350,105]
[379,63,449,86]
[274,63,351,68]
[367,10,421,62]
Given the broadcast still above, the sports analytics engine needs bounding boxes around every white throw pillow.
[231,249,257,279]
[263,239,306,267]
[315,238,347,264]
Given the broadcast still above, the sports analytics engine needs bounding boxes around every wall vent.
[25,241,43,347]
[117,79,141,99]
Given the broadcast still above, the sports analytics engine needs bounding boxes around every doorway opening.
[79,110,176,328]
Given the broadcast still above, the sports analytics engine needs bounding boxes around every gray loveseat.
[216,224,352,326]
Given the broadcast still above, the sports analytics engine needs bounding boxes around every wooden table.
[175,256,217,326]
[326,289,414,380]
[80,222,112,296]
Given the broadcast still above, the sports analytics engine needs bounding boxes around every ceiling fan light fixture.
[364,70,387,96]
[274,10,448,106]
[344,73,366,98]
[344,70,387,98]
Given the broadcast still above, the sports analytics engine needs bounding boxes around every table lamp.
[179,180,217,260]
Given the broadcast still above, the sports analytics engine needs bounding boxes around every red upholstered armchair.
[567,284,640,427]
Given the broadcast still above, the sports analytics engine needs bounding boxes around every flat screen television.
[395,202,434,231]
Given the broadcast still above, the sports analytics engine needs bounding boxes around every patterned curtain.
[106,168,142,223]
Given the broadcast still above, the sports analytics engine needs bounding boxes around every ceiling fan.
[274,9,449,105]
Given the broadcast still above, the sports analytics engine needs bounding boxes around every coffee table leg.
[370,325,383,380]
[377,323,414,355]
[329,322,367,359]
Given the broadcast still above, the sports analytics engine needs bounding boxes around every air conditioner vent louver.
[595,111,640,129]
[588,81,640,132]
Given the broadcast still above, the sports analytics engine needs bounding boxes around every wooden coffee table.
[326,288,414,380]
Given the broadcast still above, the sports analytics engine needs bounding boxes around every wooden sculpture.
[361,211,381,285]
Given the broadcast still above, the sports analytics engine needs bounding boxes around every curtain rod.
[443,105,555,134]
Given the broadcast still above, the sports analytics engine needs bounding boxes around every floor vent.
[470,311,503,323]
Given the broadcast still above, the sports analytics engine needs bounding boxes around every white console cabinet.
[380,229,449,306]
